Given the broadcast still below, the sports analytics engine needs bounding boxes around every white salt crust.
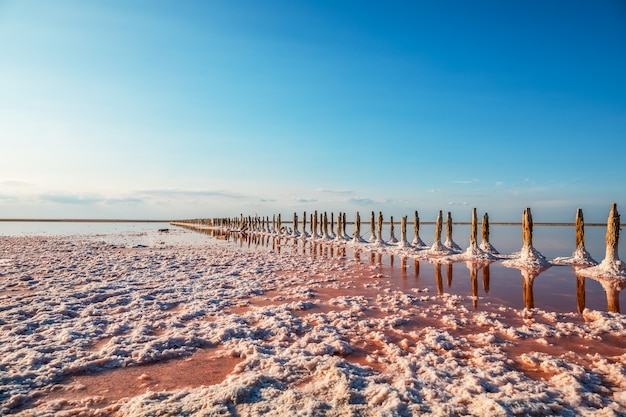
[0,230,625,416]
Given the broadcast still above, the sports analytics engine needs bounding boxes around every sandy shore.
[1,228,625,416]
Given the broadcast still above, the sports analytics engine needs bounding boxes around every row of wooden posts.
[178,203,621,262]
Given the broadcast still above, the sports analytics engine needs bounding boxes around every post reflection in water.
[468,262,479,309]
[575,272,624,314]
[176,224,626,314]
[576,274,586,314]
[435,262,444,295]
[482,264,490,293]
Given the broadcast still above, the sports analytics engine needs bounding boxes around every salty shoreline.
[1,228,625,416]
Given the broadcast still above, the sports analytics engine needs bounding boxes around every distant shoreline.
[0,219,171,223]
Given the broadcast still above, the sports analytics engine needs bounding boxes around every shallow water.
[195,223,626,315]
[1,220,624,315]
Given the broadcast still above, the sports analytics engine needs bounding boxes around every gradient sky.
[1,1,625,222]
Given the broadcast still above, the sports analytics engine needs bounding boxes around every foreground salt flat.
[1,229,625,416]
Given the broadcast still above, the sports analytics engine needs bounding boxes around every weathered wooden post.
[398,215,410,247]
[480,213,499,254]
[293,212,299,236]
[342,212,348,239]
[313,210,318,239]
[375,211,384,244]
[330,212,335,239]
[277,213,282,234]
[412,210,426,248]
[521,208,532,258]
[352,212,365,243]
[388,216,398,243]
[302,211,308,238]
[322,212,329,239]
[444,211,461,251]
[469,208,478,250]
[429,210,447,252]
[604,203,620,264]
[369,211,376,242]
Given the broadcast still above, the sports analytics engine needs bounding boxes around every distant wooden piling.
[388,216,398,243]
[399,215,409,247]
[604,203,620,263]
[322,212,329,239]
[480,213,498,254]
[302,211,307,237]
[434,210,443,246]
[521,208,533,256]
[469,208,478,250]
[369,211,376,242]
[444,212,461,251]
[353,212,363,243]
[330,212,335,238]
[293,212,298,235]
[342,212,348,239]
[376,212,384,243]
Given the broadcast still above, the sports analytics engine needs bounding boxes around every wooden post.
[480,213,499,254]
[521,207,533,257]
[604,203,620,263]
[369,211,376,242]
[277,213,282,234]
[376,211,384,244]
[293,212,298,236]
[388,216,398,243]
[412,210,426,247]
[313,210,318,238]
[330,212,335,239]
[302,211,308,238]
[444,211,461,251]
[399,215,410,247]
[352,211,363,243]
[323,212,329,239]
[434,210,443,247]
[469,208,478,250]
[342,212,348,239]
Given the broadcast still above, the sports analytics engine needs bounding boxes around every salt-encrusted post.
[376,211,384,244]
[521,208,533,257]
[313,210,318,239]
[434,210,443,247]
[330,212,335,239]
[604,203,620,264]
[277,213,282,234]
[293,212,299,236]
[444,212,461,251]
[398,215,410,247]
[480,213,499,254]
[302,211,308,238]
[469,208,478,250]
[352,212,364,243]
[322,212,329,239]
[369,211,376,242]
[412,210,426,247]
[388,216,398,243]
[342,212,348,239]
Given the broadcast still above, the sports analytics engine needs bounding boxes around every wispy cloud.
[316,188,353,194]
[447,201,469,206]
[138,189,247,199]
[40,193,105,205]
[259,198,277,202]
[294,198,317,203]
[349,197,381,205]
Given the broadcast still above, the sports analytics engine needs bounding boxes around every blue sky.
[1,0,625,222]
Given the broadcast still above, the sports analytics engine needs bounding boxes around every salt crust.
[0,231,625,416]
